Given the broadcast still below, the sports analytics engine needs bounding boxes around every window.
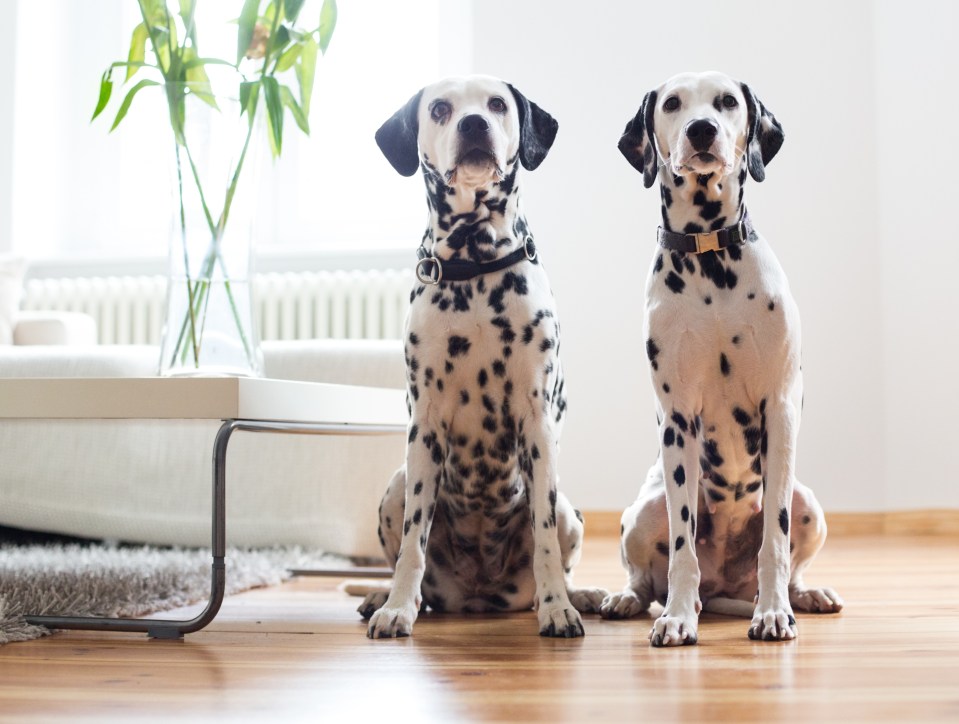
[10,0,445,262]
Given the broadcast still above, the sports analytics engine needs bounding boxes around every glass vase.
[158,83,263,377]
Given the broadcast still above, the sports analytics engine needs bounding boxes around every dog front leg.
[522,417,584,638]
[650,413,702,647]
[366,421,442,639]
[749,396,798,641]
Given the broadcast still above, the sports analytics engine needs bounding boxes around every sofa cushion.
[0,340,407,556]
[0,256,25,346]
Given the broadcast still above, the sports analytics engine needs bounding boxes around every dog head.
[375,75,558,188]
[619,71,783,187]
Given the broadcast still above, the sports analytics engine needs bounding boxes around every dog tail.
[703,597,754,618]
[341,581,391,598]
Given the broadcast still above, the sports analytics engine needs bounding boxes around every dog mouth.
[693,152,717,164]
[456,147,499,168]
[447,146,504,185]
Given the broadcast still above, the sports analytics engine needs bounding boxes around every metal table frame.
[23,418,405,639]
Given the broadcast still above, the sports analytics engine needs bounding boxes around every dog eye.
[488,96,507,114]
[663,96,681,112]
[722,94,738,109]
[430,101,452,122]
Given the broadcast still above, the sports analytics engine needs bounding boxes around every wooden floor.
[1,531,958,722]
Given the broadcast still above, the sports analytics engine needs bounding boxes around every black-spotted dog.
[360,76,606,639]
[600,71,843,646]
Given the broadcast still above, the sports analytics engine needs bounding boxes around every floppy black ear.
[618,90,659,188]
[740,83,784,183]
[506,83,558,171]
[375,89,424,177]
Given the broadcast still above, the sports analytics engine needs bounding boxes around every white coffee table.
[0,376,407,639]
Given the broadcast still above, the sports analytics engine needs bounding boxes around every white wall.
[470,0,957,513]
[0,1,16,253]
[875,1,959,510]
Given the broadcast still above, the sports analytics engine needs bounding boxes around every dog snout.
[457,113,491,139]
[685,119,719,152]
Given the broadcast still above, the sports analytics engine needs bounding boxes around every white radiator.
[21,269,413,345]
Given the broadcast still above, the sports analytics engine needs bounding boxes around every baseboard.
[583,509,959,537]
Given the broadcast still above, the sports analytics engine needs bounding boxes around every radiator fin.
[22,270,413,345]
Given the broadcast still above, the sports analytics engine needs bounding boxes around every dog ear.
[506,83,559,171]
[740,83,784,183]
[618,90,659,188]
[375,89,424,177]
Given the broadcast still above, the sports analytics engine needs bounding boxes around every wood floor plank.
[1,533,958,722]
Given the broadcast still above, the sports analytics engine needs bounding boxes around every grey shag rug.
[0,541,344,645]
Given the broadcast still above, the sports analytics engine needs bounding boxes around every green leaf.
[110,78,160,132]
[284,0,306,23]
[275,42,301,72]
[318,0,337,54]
[271,24,291,56]
[183,49,218,110]
[280,84,309,135]
[237,0,260,64]
[261,76,284,157]
[177,0,198,48]
[296,34,317,117]
[167,82,187,144]
[182,57,235,71]
[126,23,149,82]
[240,80,261,120]
[92,70,113,121]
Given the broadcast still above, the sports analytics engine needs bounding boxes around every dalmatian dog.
[600,71,843,645]
[359,75,607,639]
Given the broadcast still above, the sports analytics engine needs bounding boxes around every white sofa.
[0,340,406,558]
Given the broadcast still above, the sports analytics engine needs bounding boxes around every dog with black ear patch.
[360,75,607,639]
[602,71,842,646]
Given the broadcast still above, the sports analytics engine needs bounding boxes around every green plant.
[91,0,337,371]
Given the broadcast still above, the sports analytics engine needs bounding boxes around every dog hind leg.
[554,491,610,613]
[788,480,843,613]
[357,467,406,620]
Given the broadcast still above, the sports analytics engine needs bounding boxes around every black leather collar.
[415,236,537,285]
[658,210,754,254]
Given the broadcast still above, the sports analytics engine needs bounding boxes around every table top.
[0,377,409,426]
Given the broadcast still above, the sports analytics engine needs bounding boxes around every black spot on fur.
[675,536,685,551]
[663,427,675,447]
[733,407,752,427]
[681,505,689,522]
[664,271,685,294]
[670,411,689,433]
[646,338,660,370]
[673,465,686,486]
[779,507,789,536]
[447,335,471,357]
[720,353,731,376]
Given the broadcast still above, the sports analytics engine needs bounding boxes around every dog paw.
[790,586,844,614]
[366,604,418,639]
[599,591,650,620]
[538,601,585,638]
[748,607,797,641]
[568,587,610,614]
[649,612,698,647]
[357,591,389,620]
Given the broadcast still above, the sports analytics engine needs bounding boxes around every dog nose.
[457,114,490,136]
[686,119,719,152]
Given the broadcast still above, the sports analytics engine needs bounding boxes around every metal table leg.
[24,418,404,639]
